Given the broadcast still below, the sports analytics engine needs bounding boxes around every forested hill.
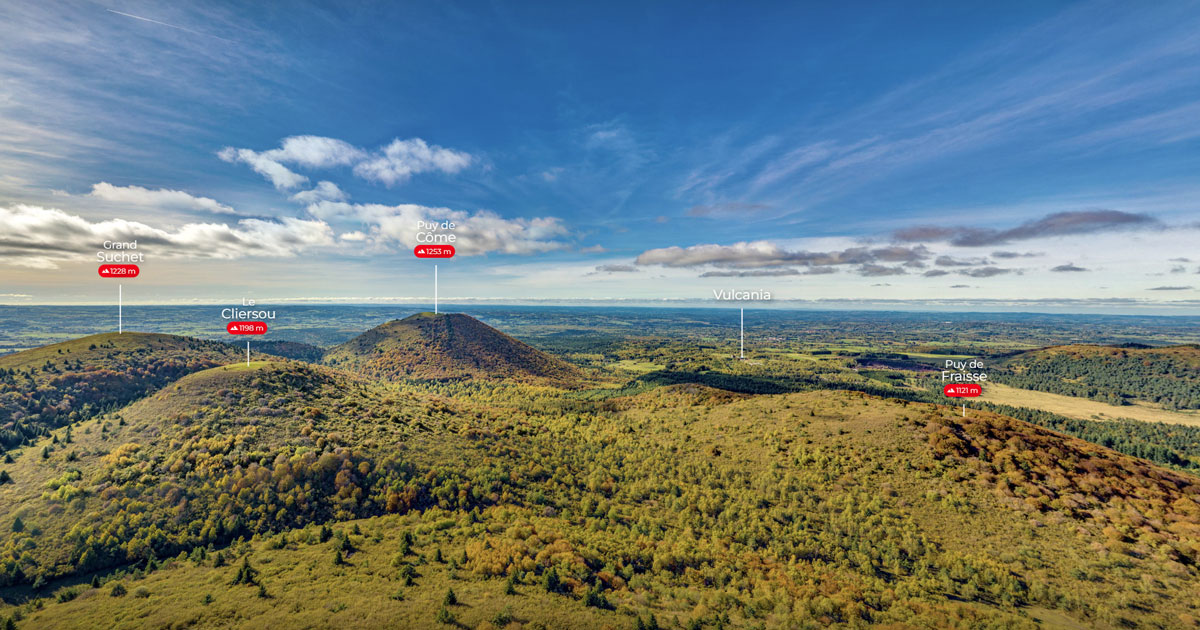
[235,339,326,363]
[0,333,245,448]
[4,327,1200,627]
[994,344,1200,410]
[7,381,1200,628]
[0,358,461,588]
[322,313,582,385]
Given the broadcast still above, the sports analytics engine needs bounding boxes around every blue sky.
[1,1,1199,312]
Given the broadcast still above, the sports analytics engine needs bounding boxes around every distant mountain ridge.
[323,312,582,385]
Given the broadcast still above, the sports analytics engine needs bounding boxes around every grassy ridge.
[0,359,479,586]
[0,333,246,449]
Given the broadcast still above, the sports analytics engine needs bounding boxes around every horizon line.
[2,299,1200,318]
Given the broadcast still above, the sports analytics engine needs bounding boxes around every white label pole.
[119,284,123,334]
[246,341,250,366]
[740,307,744,359]
[435,265,438,314]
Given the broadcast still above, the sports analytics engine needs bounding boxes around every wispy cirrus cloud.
[747,142,838,193]
[674,4,1200,220]
[0,3,286,187]
[686,201,772,217]
[104,9,238,43]
[1066,101,1200,149]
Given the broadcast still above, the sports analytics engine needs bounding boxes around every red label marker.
[98,264,140,278]
[227,321,268,335]
[414,244,455,258]
[943,384,982,397]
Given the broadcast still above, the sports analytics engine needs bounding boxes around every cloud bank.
[894,210,1158,246]
[88,182,238,215]
[635,241,930,271]
[303,201,569,256]
[0,204,333,269]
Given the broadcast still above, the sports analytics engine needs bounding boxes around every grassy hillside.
[324,313,582,385]
[0,358,492,588]
[995,344,1200,409]
[0,333,246,449]
[1,373,1198,628]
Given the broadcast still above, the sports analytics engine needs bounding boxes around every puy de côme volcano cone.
[323,312,582,385]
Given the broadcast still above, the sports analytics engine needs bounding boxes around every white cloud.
[303,201,568,255]
[637,241,789,268]
[220,135,473,189]
[274,135,364,168]
[88,182,238,215]
[352,138,473,187]
[218,147,309,190]
[290,180,347,204]
[584,122,636,152]
[0,204,333,268]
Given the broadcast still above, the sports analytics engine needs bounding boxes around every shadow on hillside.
[638,370,806,395]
